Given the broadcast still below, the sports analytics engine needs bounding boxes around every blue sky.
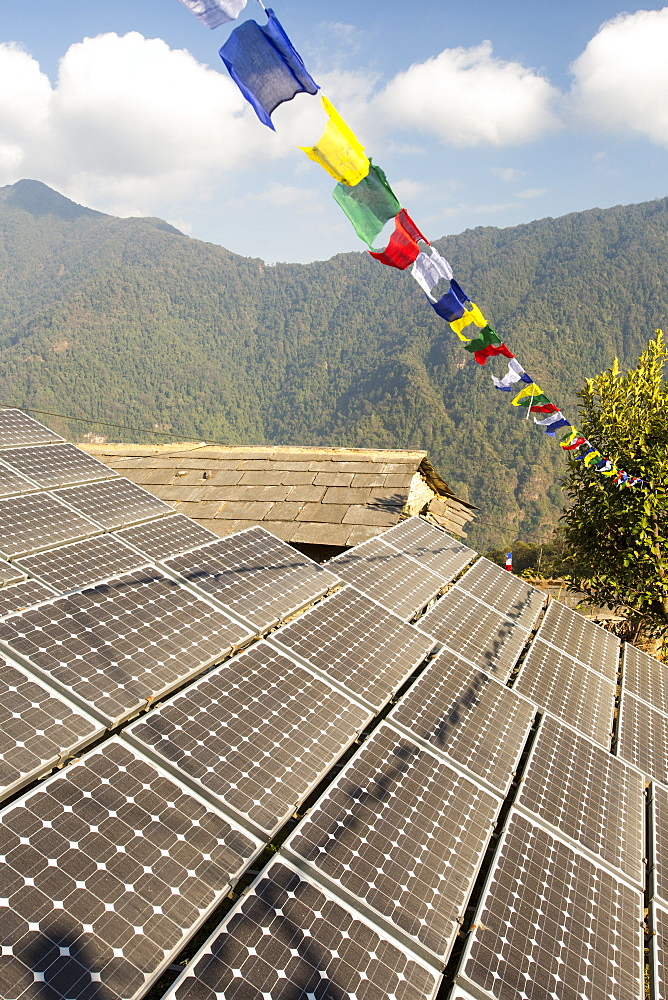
[2,0,668,262]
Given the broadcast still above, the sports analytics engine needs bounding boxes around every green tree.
[561,330,668,654]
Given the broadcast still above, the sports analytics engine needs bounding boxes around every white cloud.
[517,187,546,199]
[570,8,668,147]
[491,167,526,182]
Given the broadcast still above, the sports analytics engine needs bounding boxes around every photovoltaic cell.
[514,638,616,747]
[389,648,535,794]
[379,516,475,580]
[460,811,643,1000]
[284,723,500,962]
[419,586,531,683]
[0,408,62,447]
[0,738,260,1000]
[126,641,371,838]
[623,641,668,715]
[0,579,58,618]
[0,655,103,802]
[0,569,251,728]
[55,477,172,529]
[0,492,101,558]
[15,534,146,594]
[517,715,645,885]
[0,442,117,490]
[652,785,668,904]
[163,859,441,1000]
[0,460,38,498]
[456,557,546,630]
[271,587,435,710]
[652,904,668,1000]
[116,512,218,562]
[327,536,446,620]
[618,691,668,784]
[165,526,339,632]
[0,560,26,588]
[538,600,619,680]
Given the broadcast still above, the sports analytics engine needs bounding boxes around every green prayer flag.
[462,325,502,353]
[514,392,551,408]
[332,161,401,246]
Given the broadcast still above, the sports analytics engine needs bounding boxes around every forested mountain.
[1,178,666,550]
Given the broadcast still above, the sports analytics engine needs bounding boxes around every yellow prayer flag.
[511,383,543,406]
[600,466,617,477]
[299,95,370,186]
[559,427,579,448]
[583,450,602,467]
[449,302,487,337]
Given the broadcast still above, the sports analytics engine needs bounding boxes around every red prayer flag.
[529,403,560,414]
[473,343,515,365]
[368,209,427,270]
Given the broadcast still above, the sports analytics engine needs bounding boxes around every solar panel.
[618,691,668,784]
[623,641,668,714]
[55,477,172,529]
[514,638,616,747]
[0,459,38,498]
[0,569,252,728]
[0,491,101,558]
[516,714,645,886]
[15,534,146,594]
[327,536,446,620]
[418,586,531,682]
[162,858,441,1000]
[0,737,261,1000]
[538,600,619,680]
[0,560,26,588]
[456,557,546,630]
[459,811,644,1000]
[270,587,435,710]
[652,785,668,904]
[116,512,218,561]
[0,442,117,489]
[0,579,58,618]
[0,407,62,447]
[164,527,339,632]
[652,904,668,1000]
[283,723,500,963]
[379,516,475,580]
[389,648,535,794]
[125,641,371,839]
[0,655,104,802]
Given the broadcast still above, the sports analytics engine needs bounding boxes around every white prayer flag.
[411,247,453,299]
[178,0,247,29]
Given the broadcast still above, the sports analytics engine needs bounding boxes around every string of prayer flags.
[178,0,247,28]
[462,326,515,365]
[492,359,532,391]
[368,210,427,270]
[300,96,369,186]
[411,247,453,297]
[219,8,318,129]
[332,161,401,246]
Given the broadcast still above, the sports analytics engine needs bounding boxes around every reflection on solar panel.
[284,723,500,962]
[163,859,441,1000]
[0,655,103,802]
[459,812,643,1000]
[271,587,435,710]
[538,600,619,679]
[0,738,260,1000]
[514,638,616,746]
[0,579,57,618]
[623,642,668,715]
[328,536,447,620]
[165,527,339,632]
[55,477,171,529]
[517,715,645,885]
[456,557,546,630]
[653,785,668,904]
[653,904,668,1000]
[0,560,26,588]
[15,534,146,594]
[0,442,117,490]
[389,648,535,794]
[618,691,668,784]
[0,569,251,728]
[126,641,371,838]
[419,587,530,682]
[380,517,475,580]
[0,407,62,447]
[0,459,38,498]
[0,492,101,558]
[116,512,217,562]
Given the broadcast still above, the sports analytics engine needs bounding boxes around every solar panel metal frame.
[0,441,119,490]
[650,902,668,1000]
[14,533,149,595]
[536,599,620,680]
[53,476,173,530]
[455,556,546,630]
[617,689,668,785]
[114,511,219,562]
[161,856,443,1000]
[0,407,63,447]
[378,516,476,580]
[0,560,26,588]
[0,578,59,619]
[622,641,668,715]
[0,491,103,559]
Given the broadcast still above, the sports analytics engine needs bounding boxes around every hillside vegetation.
[1,178,666,550]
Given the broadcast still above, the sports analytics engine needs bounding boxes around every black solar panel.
[0,560,26,588]
[538,600,619,680]
[0,408,62,447]
[165,526,339,632]
[0,655,103,802]
[653,785,668,904]
[0,579,57,618]
[0,459,38,498]
[618,691,668,784]
[419,586,530,682]
[116,512,218,561]
[284,723,500,962]
[0,569,251,728]
[0,492,101,558]
[0,738,260,1000]
[460,811,643,1000]
[514,638,616,746]
[55,477,172,529]
[271,587,435,710]
[126,641,371,838]
[389,648,535,794]
[163,859,441,1000]
[15,534,146,594]
[380,516,475,579]
[0,442,117,490]
[517,715,645,885]
[456,557,546,630]
[623,642,668,714]
[653,904,668,1000]
[327,536,445,620]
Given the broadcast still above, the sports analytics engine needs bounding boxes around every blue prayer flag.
[430,279,470,322]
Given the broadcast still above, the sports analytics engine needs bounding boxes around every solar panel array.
[455,555,546,629]
[537,599,619,679]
